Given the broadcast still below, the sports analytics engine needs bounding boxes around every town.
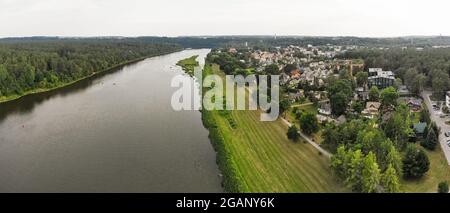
[205,42,450,193]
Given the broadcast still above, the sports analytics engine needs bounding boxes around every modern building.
[368,68,395,89]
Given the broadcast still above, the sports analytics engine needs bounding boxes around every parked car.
[446,132,450,137]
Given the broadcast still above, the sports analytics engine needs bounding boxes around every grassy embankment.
[200,63,343,192]
[0,49,182,103]
[176,55,199,76]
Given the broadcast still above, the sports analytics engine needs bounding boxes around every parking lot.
[422,91,450,165]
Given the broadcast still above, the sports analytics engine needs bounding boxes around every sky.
[0,0,449,38]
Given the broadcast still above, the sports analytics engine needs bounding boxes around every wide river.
[0,49,223,192]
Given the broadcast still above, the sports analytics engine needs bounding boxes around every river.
[0,49,223,192]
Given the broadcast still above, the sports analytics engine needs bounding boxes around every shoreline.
[176,55,239,192]
[0,49,183,104]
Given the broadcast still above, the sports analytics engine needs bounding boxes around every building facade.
[368,68,395,89]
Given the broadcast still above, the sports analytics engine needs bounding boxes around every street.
[422,91,450,165]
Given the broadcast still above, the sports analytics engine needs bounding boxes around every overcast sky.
[0,0,449,37]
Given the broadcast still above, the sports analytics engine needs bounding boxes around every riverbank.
[0,49,183,104]
[198,63,343,192]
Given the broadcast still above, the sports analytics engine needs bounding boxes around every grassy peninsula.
[176,55,199,76]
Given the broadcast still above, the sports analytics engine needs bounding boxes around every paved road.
[281,117,332,158]
[422,91,450,165]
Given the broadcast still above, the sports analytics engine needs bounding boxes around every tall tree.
[369,86,380,102]
[380,87,399,107]
[381,164,401,193]
[299,112,319,135]
[421,127,438,150]
[403,144,430,178]
[355,71,368,87]
[361,152,381,193]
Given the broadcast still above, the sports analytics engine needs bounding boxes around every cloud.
[0,0,448,37]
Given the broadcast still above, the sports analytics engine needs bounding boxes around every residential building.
[319,102,332,116]
[362,101,381,119]
[368,68,395,89]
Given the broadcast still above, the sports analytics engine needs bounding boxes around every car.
[448,141,450,147]
[446,132,450,137]
[440,115,446,118]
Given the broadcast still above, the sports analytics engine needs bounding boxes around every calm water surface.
[0,49,222,192]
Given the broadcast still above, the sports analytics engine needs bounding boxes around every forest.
[338,48,450,99]
[0,41,181,101]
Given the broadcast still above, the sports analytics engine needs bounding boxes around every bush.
[438,181,449,193]
[287,125,300,142]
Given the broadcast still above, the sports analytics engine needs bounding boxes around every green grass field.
[203,64,344,192]
[176,55,199,76]
[402,144,450,192]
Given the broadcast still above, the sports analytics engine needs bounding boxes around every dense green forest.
[0,42,181,101]
[339,48,450,99]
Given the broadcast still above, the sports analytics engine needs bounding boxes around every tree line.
[339,48,450,99]
[0,42,181,99]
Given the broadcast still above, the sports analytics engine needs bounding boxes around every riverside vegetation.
[0,41,181,102]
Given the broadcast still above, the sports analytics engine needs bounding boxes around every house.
[288,91,303,103]
[413,122,427,138]
[228,48,238,54]
[355,87,369,101]
[319,102,332,116]
[362,102,381,119]
[317,114,336,124]
[406,98,422,112]
[368,68,395,89]
[290,70,301,79]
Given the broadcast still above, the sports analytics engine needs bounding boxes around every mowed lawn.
[206,64,344,192]
[402,144,450,192]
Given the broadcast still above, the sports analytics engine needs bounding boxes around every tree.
[403,144,430,178]
[420,108,431,124]
[322,123,339,152]
[383,104,413,149]
[283,64,297,73]
[361,152,381,193]
[431,70,450,100]
[328,79,353,116]
[346,150,365,192]
[438,181,449,193]
[421,127,438,150]
[264,64,280,75]
[381,164,400,193]
[355,71,368,87]
[352,101,364,114]
[299,112,319,135]
[411,74,427,95]
[287,125,300,142]
[331,146,350,178]
[279,99,291,118]
[330,92,348,116]
[369,86,380,101]
[380,87,399,107]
